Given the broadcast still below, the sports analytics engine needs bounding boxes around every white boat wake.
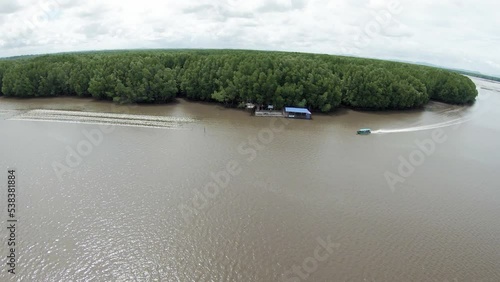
[371,117,471,134]
[8,109,197,129]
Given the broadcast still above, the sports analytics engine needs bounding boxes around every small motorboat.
[357,128,371,135]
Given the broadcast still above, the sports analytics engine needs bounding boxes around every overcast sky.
[1,0,499,75]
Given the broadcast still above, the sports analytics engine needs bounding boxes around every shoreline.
[0,94,473,117]
[0,95,474,132]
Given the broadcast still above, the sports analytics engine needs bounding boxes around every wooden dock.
[254,110,284,117]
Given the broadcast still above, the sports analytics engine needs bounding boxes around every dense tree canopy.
[0,50,478,111]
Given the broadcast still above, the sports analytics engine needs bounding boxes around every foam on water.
[372,117,471,134]
[8,109,197,129]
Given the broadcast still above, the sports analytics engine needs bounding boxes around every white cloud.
[0,0,499,76]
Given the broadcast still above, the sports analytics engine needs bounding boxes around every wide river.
[0,77,499,282]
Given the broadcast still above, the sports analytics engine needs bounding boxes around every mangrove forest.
[0,50,478,112]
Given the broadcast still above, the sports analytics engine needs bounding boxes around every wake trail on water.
[371,117,472,134]
[8,109,197,129]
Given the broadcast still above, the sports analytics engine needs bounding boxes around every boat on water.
[357,128,371,135]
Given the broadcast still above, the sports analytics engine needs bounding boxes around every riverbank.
[0,95,471,119]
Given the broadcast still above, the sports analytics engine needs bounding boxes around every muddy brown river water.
[0,77,499,281]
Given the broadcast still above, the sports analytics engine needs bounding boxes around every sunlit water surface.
[0,77,499,281]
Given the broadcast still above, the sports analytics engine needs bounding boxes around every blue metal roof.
[285,107,311,114]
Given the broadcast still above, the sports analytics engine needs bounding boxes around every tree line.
[0,50,478,112]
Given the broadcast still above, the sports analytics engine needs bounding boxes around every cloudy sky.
[1,0,499,75]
